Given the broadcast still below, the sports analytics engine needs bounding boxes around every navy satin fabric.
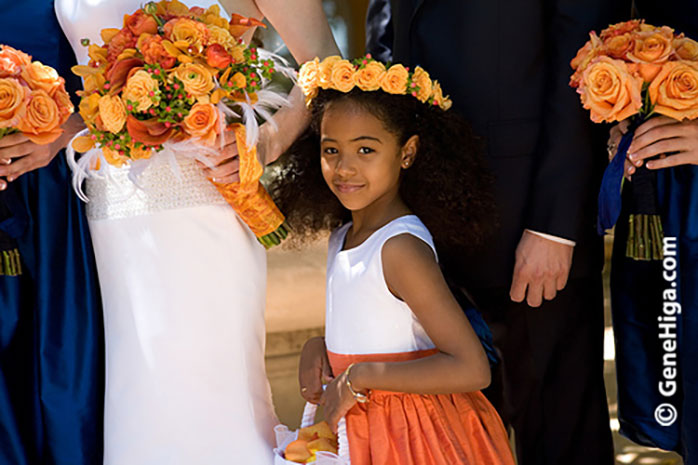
[611,165,698,463]
[0,2,104,464]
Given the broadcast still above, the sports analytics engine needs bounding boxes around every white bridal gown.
[55,1,278,463]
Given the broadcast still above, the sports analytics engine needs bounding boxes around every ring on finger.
[607,143,617,158]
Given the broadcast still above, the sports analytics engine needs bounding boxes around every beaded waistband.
[85,154,227,221]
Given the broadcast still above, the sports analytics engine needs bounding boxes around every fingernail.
[635,160,643,167]
[7,176,13,182]
[0,183,5,191]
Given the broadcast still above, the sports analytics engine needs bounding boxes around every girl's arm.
[321,234,491,429]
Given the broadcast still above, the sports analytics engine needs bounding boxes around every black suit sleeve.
[365,0,393,62]
[525,0,615,242]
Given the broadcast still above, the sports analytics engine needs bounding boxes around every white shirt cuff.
[525,229,576,247]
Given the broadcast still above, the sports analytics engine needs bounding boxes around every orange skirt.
[328,350,515,465]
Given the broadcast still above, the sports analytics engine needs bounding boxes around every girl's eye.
[322,147,339,155]
[358,147,374,154]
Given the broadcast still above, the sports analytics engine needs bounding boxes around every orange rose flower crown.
[67,0,293,248]
[297,54,452,111]
[570,20,698,260]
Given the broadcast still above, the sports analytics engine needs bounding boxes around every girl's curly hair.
[268,88,496,254]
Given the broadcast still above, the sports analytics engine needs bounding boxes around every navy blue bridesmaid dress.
[0,1,103,464]
[612,2,698,462]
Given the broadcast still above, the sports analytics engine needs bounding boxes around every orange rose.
[0,45,31,67]
[411,66,432,102]
[0,78,28,128]
[21,61,62,95]
[353,61,385,91]
[604,33,635,59]
[627,27,674,63]
[329,59,355,93]
[648,61,698,120]
[122,69,159,112]
[98,94,127,133]
[380,64,409,95]
[577,56,643,123]
[182,102,219,146]
[53,84,74,124]
[124,10,158,36]
[318,55,342,89]
[173,63,214,99]
[205,44,232,69]
[163,18,209,54]
[674,37,698,61]
[570,32,604,86]
[298,58,320,98]
[138,34,177,69]
[15,89,63,144]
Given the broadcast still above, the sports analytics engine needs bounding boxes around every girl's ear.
[401,135,419,169]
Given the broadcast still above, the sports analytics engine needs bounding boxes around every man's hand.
[509,230,574,307]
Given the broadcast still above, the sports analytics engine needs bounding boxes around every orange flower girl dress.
[325,215,515,465]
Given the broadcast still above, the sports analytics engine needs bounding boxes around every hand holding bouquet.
[570,20,698,260]
[69,0,289,247]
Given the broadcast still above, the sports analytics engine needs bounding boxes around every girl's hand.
[627,116,698,170]
[298,336,333,404]
[320,369,358,433]
[608,119,635,179]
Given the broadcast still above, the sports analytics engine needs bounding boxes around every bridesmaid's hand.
[320,369,357,433]
[0,113,84,190]
[627,116,698,170]
[298,336,333,404]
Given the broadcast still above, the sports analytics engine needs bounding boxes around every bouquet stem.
[624,163,663,261]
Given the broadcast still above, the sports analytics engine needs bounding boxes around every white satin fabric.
[55,1,278,463]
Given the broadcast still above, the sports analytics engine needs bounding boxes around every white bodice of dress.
[325,215,438,355]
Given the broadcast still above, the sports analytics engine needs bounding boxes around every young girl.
[271,56,515,465]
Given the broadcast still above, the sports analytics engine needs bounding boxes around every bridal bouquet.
[570,20,698,260]
[0,44,74,276]
[69,0,289,247]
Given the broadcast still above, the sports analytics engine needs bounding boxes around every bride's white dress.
[55,1,278,464]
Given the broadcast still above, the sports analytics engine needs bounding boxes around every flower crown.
[297,54,453,111]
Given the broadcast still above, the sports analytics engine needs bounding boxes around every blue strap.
[597,128,636,234]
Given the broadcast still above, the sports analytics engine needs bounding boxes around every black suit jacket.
[367,0,628,290]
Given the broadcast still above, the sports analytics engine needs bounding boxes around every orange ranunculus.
[122,69,159,113]
[102,146,128,167]
[627,27,675,64]
[648,61,698,120]
[329,59,355,93]
[381,64,409,95]
[228,14,265,39]
[0,78,28,128]
[600,20,643,41]
[182,102,219,146]
[674,36,698,61]
[126,115,174,145]
[354,60,385,92]
[577,56,643,123]
[128,143,152,160]
[173,63,214,99]
[205,44,231,69]
[21,61,62,95]
[163,18,209,54]
[105,57,143,94]
[208,25,236,51]
[318,55,342,89]
[138,34,177,69]
[411,66,432,102]
[124,10,158,36]
[107,28,137,62]
[79,93,101,128]
[298,57,320,98]
[98,94,127,134]
[15,89,63,144]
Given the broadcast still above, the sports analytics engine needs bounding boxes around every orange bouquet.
[68,0,289,247]
[0,44,74,276]
[570,20,698,260]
